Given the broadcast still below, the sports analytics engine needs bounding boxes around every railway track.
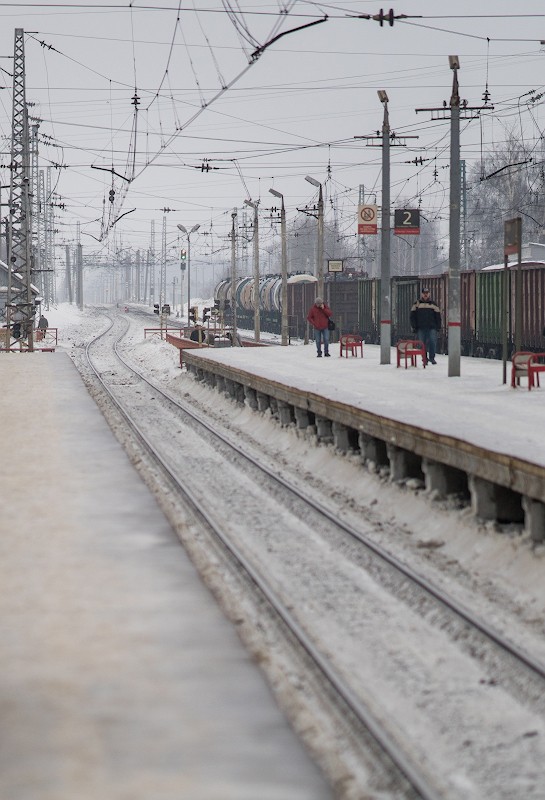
[81,311,545,800]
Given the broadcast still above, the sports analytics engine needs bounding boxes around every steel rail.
[85,314,448,799]
[85,313,545,799]
[115,317,545,684]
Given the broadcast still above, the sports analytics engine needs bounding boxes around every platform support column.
[387,444,423,483]
[522,497,545,542]
[422,459,468,498]
[468,475,523,523]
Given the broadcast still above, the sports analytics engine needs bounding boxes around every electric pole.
[269,189,288,346]
[356,91,417,364]
[244,198,261,342]
[149,220,155,307]
[230,209,238,344]
[416,56,493,377]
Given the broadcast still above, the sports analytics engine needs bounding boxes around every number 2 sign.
[394,209,420,235]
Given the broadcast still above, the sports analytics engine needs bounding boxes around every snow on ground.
[47,303,545,631]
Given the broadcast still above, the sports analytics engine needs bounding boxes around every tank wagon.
[214,272,361,339]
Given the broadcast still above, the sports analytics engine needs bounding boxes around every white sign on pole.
[357,204,378,235]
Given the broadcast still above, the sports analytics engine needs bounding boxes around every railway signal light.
[108,189,115,203]
[180,249,187,262]
[189,306,197,323]
[202,307,211,323]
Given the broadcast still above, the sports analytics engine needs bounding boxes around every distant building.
[521,242,545,262]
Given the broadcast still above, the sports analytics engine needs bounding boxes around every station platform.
[0,352,332,800]
[182,339,545,470]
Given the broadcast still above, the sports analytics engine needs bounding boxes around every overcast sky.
[1,1,545,277]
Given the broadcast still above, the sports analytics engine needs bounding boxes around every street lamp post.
[177,223,200,327]
[305,175,324,298]
[244,198,260,342]
[269,189,288,346]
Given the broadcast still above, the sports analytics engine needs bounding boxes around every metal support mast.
[230,209,238,344]
[36,169,46,299]
[416,56,492,377]
[76,223,83,310]
[160,214,167,309]
[45,167,54,306]
[244,198,260,342]
[448,63,461,376]
[30,123,43,298]
[149,220,155,307]
[356,92,417,365]
[8,28,34,351]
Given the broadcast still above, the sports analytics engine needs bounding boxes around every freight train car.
[357,262,545,357]
[215,273,319,337]
[215,263,545,356]
[215,272,361,339]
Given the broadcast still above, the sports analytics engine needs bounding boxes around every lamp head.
[449,55,460,70]
[377,89,388,104]
[190,224,200,233]
[244,199,258,209]
[269,188,283,199]
[177,224,187,234]
[305,175,320,188]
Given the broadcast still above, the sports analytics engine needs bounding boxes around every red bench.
[396,339,427,369]
[511,351,545,390]
[340,334,363,358]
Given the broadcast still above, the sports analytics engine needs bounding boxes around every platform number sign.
[394,209,420,235]
[328,260,343,273]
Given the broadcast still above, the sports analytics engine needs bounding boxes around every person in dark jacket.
[189,324,206,344]
[307,296,333,357]
[410,288,441,364]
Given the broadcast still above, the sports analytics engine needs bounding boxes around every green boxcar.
[358,278,379,343]
[392,278,419,343]
[475,270,505,357]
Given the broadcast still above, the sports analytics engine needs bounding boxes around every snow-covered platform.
[182,341,545,538]
[0,352,331,800]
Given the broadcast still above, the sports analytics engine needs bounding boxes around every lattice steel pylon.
[7,28,35,351]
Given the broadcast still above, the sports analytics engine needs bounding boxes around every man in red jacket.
[307,296,333,357]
